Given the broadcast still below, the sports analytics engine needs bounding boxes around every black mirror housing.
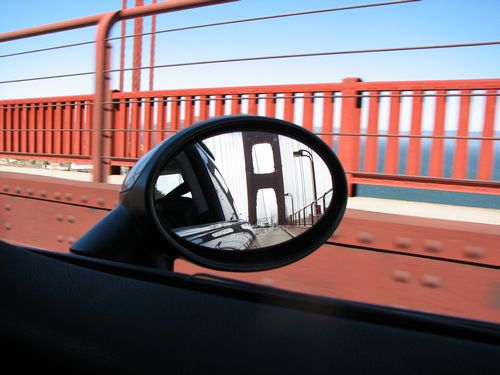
[71,115,348,272]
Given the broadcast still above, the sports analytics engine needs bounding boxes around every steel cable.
[1,40,499,85]
[114,0,421,42]
[113,40,500,74]
[0,0,420,59]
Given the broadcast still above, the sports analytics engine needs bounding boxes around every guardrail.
[1,78,498,195]
[288,188,333,226]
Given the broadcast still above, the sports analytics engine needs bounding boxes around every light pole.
[293,149,321,216]
[284,193,294,224]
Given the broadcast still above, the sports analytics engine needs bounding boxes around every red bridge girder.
[1,173,498,323]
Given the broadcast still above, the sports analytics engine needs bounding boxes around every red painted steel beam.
[93,12,119,183]
[0,95,94,105]
[0,173,120,251]
[452,90,471,179]
[385,91,401,174]
[351,172,500,195]
[2,173,497,267]
[0,0,235,43]
[429,90,446,177]
[1,173,498,323]
[132,0,144,92]
[357,78,500,91]
[176,243,500,324]
[119,0,236,20]
[111,83,344,99]
[364,91,379,172]
[0,172,119,209]
[406,90,423,175]
[0,15,102,43]
[477,90,497,180]
[0,195,110,252]
[149,0,158,92]
[119,0,127,92]
[334,208,500,267]
[338,78,362,196]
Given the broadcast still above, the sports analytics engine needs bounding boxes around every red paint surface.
[1,174,498,324]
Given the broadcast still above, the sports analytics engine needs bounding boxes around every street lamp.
[284,192,294,224]
[293,149,321,216]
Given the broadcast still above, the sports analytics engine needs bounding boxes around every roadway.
[255,227,293,247]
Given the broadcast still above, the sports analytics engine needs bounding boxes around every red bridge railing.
[0,95,93,163]
[1,77,499,195]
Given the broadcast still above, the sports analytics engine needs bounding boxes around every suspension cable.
[0,0,420,59]
[112,40,500,74]
[0,40,95,59]
[112,0,421,41]
[0,71,94,85]
[3,39,498,85]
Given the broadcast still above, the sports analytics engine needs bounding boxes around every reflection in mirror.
[153,131,333,251]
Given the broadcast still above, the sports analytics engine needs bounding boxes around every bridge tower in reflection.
[242,132,286,225]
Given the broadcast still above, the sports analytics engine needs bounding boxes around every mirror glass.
[153,131,334,250]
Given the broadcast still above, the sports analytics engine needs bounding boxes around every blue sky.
[0,0,499,99]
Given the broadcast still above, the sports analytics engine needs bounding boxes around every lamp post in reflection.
[293,149,321,217]
[284,192,294,224]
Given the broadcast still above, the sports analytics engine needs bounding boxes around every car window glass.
[155,173,192,199]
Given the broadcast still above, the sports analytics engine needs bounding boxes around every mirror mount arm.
[71,205,177,270]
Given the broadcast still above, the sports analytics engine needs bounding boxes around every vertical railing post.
[92,11,120,183]
[477,89,497,180]
[338,77,362,196]
[452,90,471,178]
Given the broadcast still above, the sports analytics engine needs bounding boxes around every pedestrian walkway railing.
[1,78,498,195]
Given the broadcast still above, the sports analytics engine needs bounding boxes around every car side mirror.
[71,115,347,272]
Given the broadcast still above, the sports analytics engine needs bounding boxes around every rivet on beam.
[464,245,484,259]
[392,270,412,283]
[356,231,374,244]
[395,236,412,249]
[421,275,442,288]
[423,240,443,254]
